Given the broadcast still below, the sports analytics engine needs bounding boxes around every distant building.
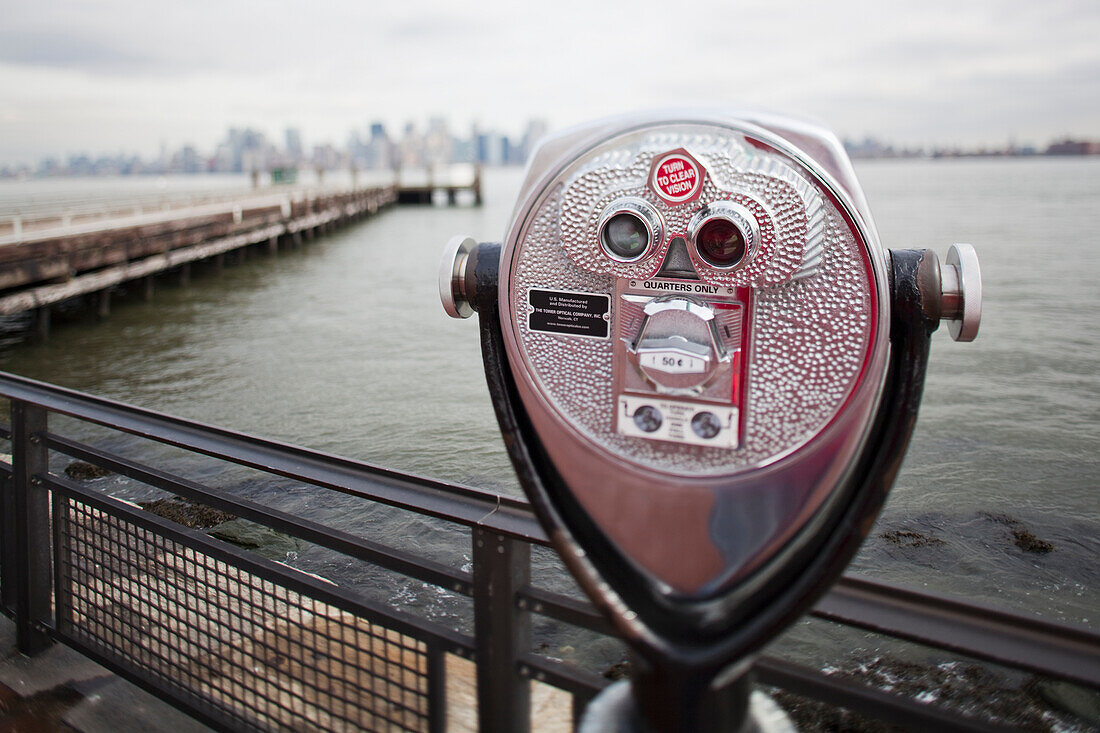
[172,145,202,174]
[451,136,475,164]
[347,131,366,166]
[474,129,506,166]
[285,129,303,161]
[522,119,549,159]
[398,122,423,168]
[423,116,452,169]
[210,127,273,172]
[311,143,342,170]
[366,122,393,169]
[1045,138,1100,156]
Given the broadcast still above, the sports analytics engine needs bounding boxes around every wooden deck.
[395,165,482,206]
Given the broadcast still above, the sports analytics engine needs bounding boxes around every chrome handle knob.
[941,243,982,342]
[439,235,476,319]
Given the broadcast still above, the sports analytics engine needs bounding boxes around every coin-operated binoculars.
[440,111,981,732]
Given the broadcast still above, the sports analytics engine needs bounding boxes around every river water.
[0,160,1096,674]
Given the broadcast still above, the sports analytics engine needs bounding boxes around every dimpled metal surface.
[513,185,618,431]
[508,124,873,475]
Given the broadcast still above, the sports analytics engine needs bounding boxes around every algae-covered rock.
[208,519,303,561]
[881,529,946,548]
[1011,527,1055,554]
[140,497,236,529]
[603,660,631,681]
[981,512,1056,554]
[64,461,113,480]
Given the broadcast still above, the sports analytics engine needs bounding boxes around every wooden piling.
[32,308,50,342]
[95,290,111,319]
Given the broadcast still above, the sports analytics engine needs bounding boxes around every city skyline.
[2,115,1096,179]
[0,117,551,177]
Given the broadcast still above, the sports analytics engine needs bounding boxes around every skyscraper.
[285,128,303,162]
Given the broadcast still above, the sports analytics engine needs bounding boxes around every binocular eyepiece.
[440,110,981,732]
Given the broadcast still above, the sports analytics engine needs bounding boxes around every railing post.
[472,527,531,732]
[427,643,448,733]
[573,690,597,731]
[0,449,13,615]
[9,400,52,654]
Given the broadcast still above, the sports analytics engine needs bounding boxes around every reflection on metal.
[0,371,1094,732]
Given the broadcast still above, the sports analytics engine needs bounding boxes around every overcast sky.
[1,0,1097,163]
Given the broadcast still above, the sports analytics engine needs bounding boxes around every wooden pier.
[396,166,483,206]
[0,173,481,340]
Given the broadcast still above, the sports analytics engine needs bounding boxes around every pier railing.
[0,371,1096,731]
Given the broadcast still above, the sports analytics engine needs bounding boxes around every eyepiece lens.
[696,218,746,268]
[633,405,663,433]
[691,411,721,439]
[602,212,650,260]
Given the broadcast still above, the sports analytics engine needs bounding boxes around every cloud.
[386,15,490,40]
[0,31,157,73]
[0,0,1098,162]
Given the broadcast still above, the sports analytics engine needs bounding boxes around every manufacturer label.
[528,289,610,339]
[649,149,704,204]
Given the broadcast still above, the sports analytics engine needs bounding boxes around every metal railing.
[0,172,403,242]
[0,370,1096,731]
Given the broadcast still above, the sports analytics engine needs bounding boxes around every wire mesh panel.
[53,488,433,732]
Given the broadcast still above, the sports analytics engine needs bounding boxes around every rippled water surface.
[0,160,1096,660]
